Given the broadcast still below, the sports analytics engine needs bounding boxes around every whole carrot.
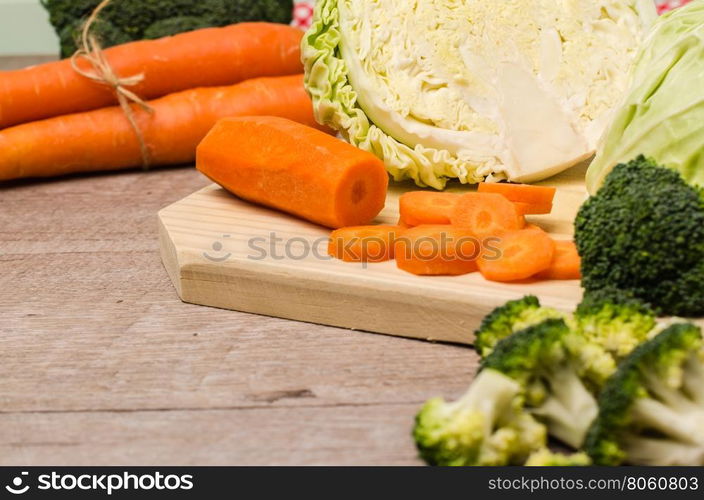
[196,116,389,229]
[0,23,303,129]
[0,75,327,181]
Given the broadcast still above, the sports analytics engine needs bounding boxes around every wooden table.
[0,56,478,465]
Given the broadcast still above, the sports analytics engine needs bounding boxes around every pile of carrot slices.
[328,183,581,282]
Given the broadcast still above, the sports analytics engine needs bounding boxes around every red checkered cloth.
[656,0,693,14]
[291,0,315,29]
[292,1,693,30]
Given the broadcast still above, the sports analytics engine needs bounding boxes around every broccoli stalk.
[483,318,609,449]
[621,436,704,467]
[474,295,564,358]
[528,364,599,449]
[413,368,546,466]
[586,323,704,465]
[525,448,592,466]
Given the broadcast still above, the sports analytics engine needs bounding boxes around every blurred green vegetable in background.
[41,0,293,58]
[587,0,704,193]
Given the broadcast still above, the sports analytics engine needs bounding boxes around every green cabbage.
[587,1,704,193]
[303,0,656,189]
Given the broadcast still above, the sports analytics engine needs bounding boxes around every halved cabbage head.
[302,0,657,189]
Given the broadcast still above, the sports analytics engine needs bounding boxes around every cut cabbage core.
[303,0,656,188]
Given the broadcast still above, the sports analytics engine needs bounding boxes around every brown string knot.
[70,0,154,169]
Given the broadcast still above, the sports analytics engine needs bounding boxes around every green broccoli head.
[483,318,610,449]
[575,156,704,317]
[143,16,216,39]
[58,18,131,58]
[41,0,98,30]
[575,288,657,359]
[474,296,564,358]
[585,323,704,466]
[525,448,592,466]
[42,0,294,57]
[413,368,546,466]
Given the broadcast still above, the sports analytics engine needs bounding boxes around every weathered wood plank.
[0,404,423,465]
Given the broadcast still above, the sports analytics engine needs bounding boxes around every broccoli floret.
[585,323,704,465]
[413,369,546,466]
[483,318,612,449]
[474,295,564,358]
[42,0,294,57]
[525,448,592,466]
[575,156,704,317]
[574,288,657,359]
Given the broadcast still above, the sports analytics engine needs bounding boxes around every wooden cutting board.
[158,163,589,345]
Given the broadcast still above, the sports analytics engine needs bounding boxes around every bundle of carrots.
[0,22,326,182]
[329,183,582,283]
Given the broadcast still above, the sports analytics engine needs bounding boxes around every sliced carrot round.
[395,225,480,276]
[478,227,555,282]
[536,240,581,280]
[478,182,556,205]
[328,225,402,263]
[451,192,525,236]
[399,191,461,226]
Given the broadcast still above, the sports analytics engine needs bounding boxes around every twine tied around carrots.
[70,0,154,169]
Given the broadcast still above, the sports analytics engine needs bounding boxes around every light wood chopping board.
[158,163,589,344]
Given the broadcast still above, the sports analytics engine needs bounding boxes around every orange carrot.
[399,191,461,226]
[478,182,556,205]
[536,240,581,280]
[395,225,480,276]
[197,116,388,229]
[514,201,553,216]
[451,193,525,236]
[397,217,412,229]
[328,226,402,262]
[0,75,329,181]
[0,23,304,129]
[478,227,555,282]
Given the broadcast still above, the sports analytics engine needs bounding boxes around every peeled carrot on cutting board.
[0,23,304,129]
[478,182,556,205]
[328,226,403,262]
[536,240,581,280]
[197,116,388,229]
[0,75,328,182]
[451,193,525,236]
[395,225,480,276]
[399,191,461,226]
[478,227,555,282]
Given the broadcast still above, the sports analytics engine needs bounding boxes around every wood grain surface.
[159,166,587,343]
[0,56,481,465]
